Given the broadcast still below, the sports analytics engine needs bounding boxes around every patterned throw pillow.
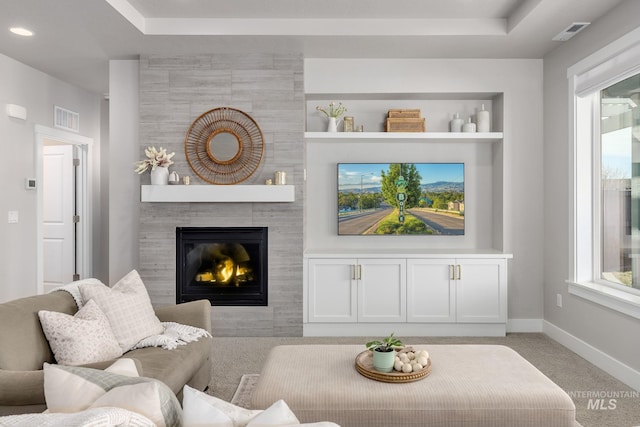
[44,362,182,427]
[78,269,163,352]
[38,299,123,366]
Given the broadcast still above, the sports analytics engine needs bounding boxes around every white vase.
[150,166,169,185]
[462,117,476,133]
[476,104,490,133]
[449,112,464,132]
[327,117,340,132]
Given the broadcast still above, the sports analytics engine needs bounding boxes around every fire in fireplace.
[176,227,267,306]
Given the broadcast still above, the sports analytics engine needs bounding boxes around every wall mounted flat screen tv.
[338,163,464,236]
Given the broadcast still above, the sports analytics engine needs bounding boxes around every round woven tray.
[355,349,432,383]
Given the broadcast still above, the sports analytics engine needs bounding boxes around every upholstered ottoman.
[252,345,581,427]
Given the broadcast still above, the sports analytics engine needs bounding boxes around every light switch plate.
[8,211,18,224]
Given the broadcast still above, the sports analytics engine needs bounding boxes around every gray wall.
[137,54,304,336]
[0,53,103,302]
[108,60,140,283]
[543,0,640,372]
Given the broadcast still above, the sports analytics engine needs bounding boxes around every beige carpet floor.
[208,334,639,427]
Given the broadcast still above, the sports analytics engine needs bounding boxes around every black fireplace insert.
[176,227,268,306]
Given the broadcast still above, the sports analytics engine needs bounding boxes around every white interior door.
[43,144,75,291]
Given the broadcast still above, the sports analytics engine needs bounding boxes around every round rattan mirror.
[185,107,264,184]
[208,130,242,164]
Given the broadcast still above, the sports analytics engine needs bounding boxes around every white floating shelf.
[304,131,503,141]
[141,185,295,203]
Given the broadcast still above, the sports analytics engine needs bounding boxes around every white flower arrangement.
[134,146,175,174]
[316,101,347,118]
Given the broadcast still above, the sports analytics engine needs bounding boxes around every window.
[600,75,640,291]
[568,29,640,319]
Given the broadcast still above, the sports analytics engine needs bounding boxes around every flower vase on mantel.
[150,166,169,185]
[327,117,340,132]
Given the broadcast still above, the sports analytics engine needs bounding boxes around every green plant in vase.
[366,333,403,373]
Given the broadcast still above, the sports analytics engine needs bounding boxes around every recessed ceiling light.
[9,27,34,37]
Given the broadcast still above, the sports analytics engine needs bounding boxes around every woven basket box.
[386,117,426,132]
[388,109,421,118]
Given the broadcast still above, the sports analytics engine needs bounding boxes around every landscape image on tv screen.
[338,163,464,236]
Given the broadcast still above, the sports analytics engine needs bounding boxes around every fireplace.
[176,227,268,306]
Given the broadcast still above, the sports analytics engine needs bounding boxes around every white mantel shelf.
[140,185,295,203]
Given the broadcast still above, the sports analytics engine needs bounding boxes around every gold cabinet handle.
[450,265,455,280]
[457,264,461,280]
[358,264,363,280]
[351,265,356,280]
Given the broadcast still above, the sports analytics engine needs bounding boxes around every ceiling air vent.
[552,22,590,41]
[54,105,80,133]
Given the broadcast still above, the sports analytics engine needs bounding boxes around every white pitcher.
[327,117,340,132]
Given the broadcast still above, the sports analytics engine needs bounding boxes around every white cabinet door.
[357,259,406,323]
[456,259,507,323]
[307,258,357,323]
[406,258,456,322]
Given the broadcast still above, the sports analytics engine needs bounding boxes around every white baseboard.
[543,320,640,391]
[507,318,544,332]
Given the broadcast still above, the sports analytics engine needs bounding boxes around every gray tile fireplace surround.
[138,53,304,336]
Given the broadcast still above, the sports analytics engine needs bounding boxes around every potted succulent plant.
[365,333,403,373]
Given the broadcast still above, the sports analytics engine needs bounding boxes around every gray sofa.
[0,291,212,415]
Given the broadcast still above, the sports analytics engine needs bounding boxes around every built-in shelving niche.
[303,92,506,255]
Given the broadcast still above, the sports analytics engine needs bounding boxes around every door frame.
[35,125,93,294]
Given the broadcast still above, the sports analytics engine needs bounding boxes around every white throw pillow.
[183,384,261,427]
[90,381,181,427]
[38,299,123,366]
[78,269,163,352]
[43,362,181,427]
[182,385,341,427]
[246,400,299,426]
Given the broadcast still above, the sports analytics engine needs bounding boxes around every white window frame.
[567,27,640,320]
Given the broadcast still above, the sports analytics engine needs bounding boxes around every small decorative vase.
[476,104,490,133]
[150,166,169,185]
[327,117,340,132]
[449,112,464,132]
[372,349,396,373]
[462,117,477,133]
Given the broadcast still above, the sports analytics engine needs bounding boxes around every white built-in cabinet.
[308,258,406,324]
[406,258,506,323]
[304,254,509,336]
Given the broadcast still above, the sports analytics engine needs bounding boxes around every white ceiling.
[0,0,626,94]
